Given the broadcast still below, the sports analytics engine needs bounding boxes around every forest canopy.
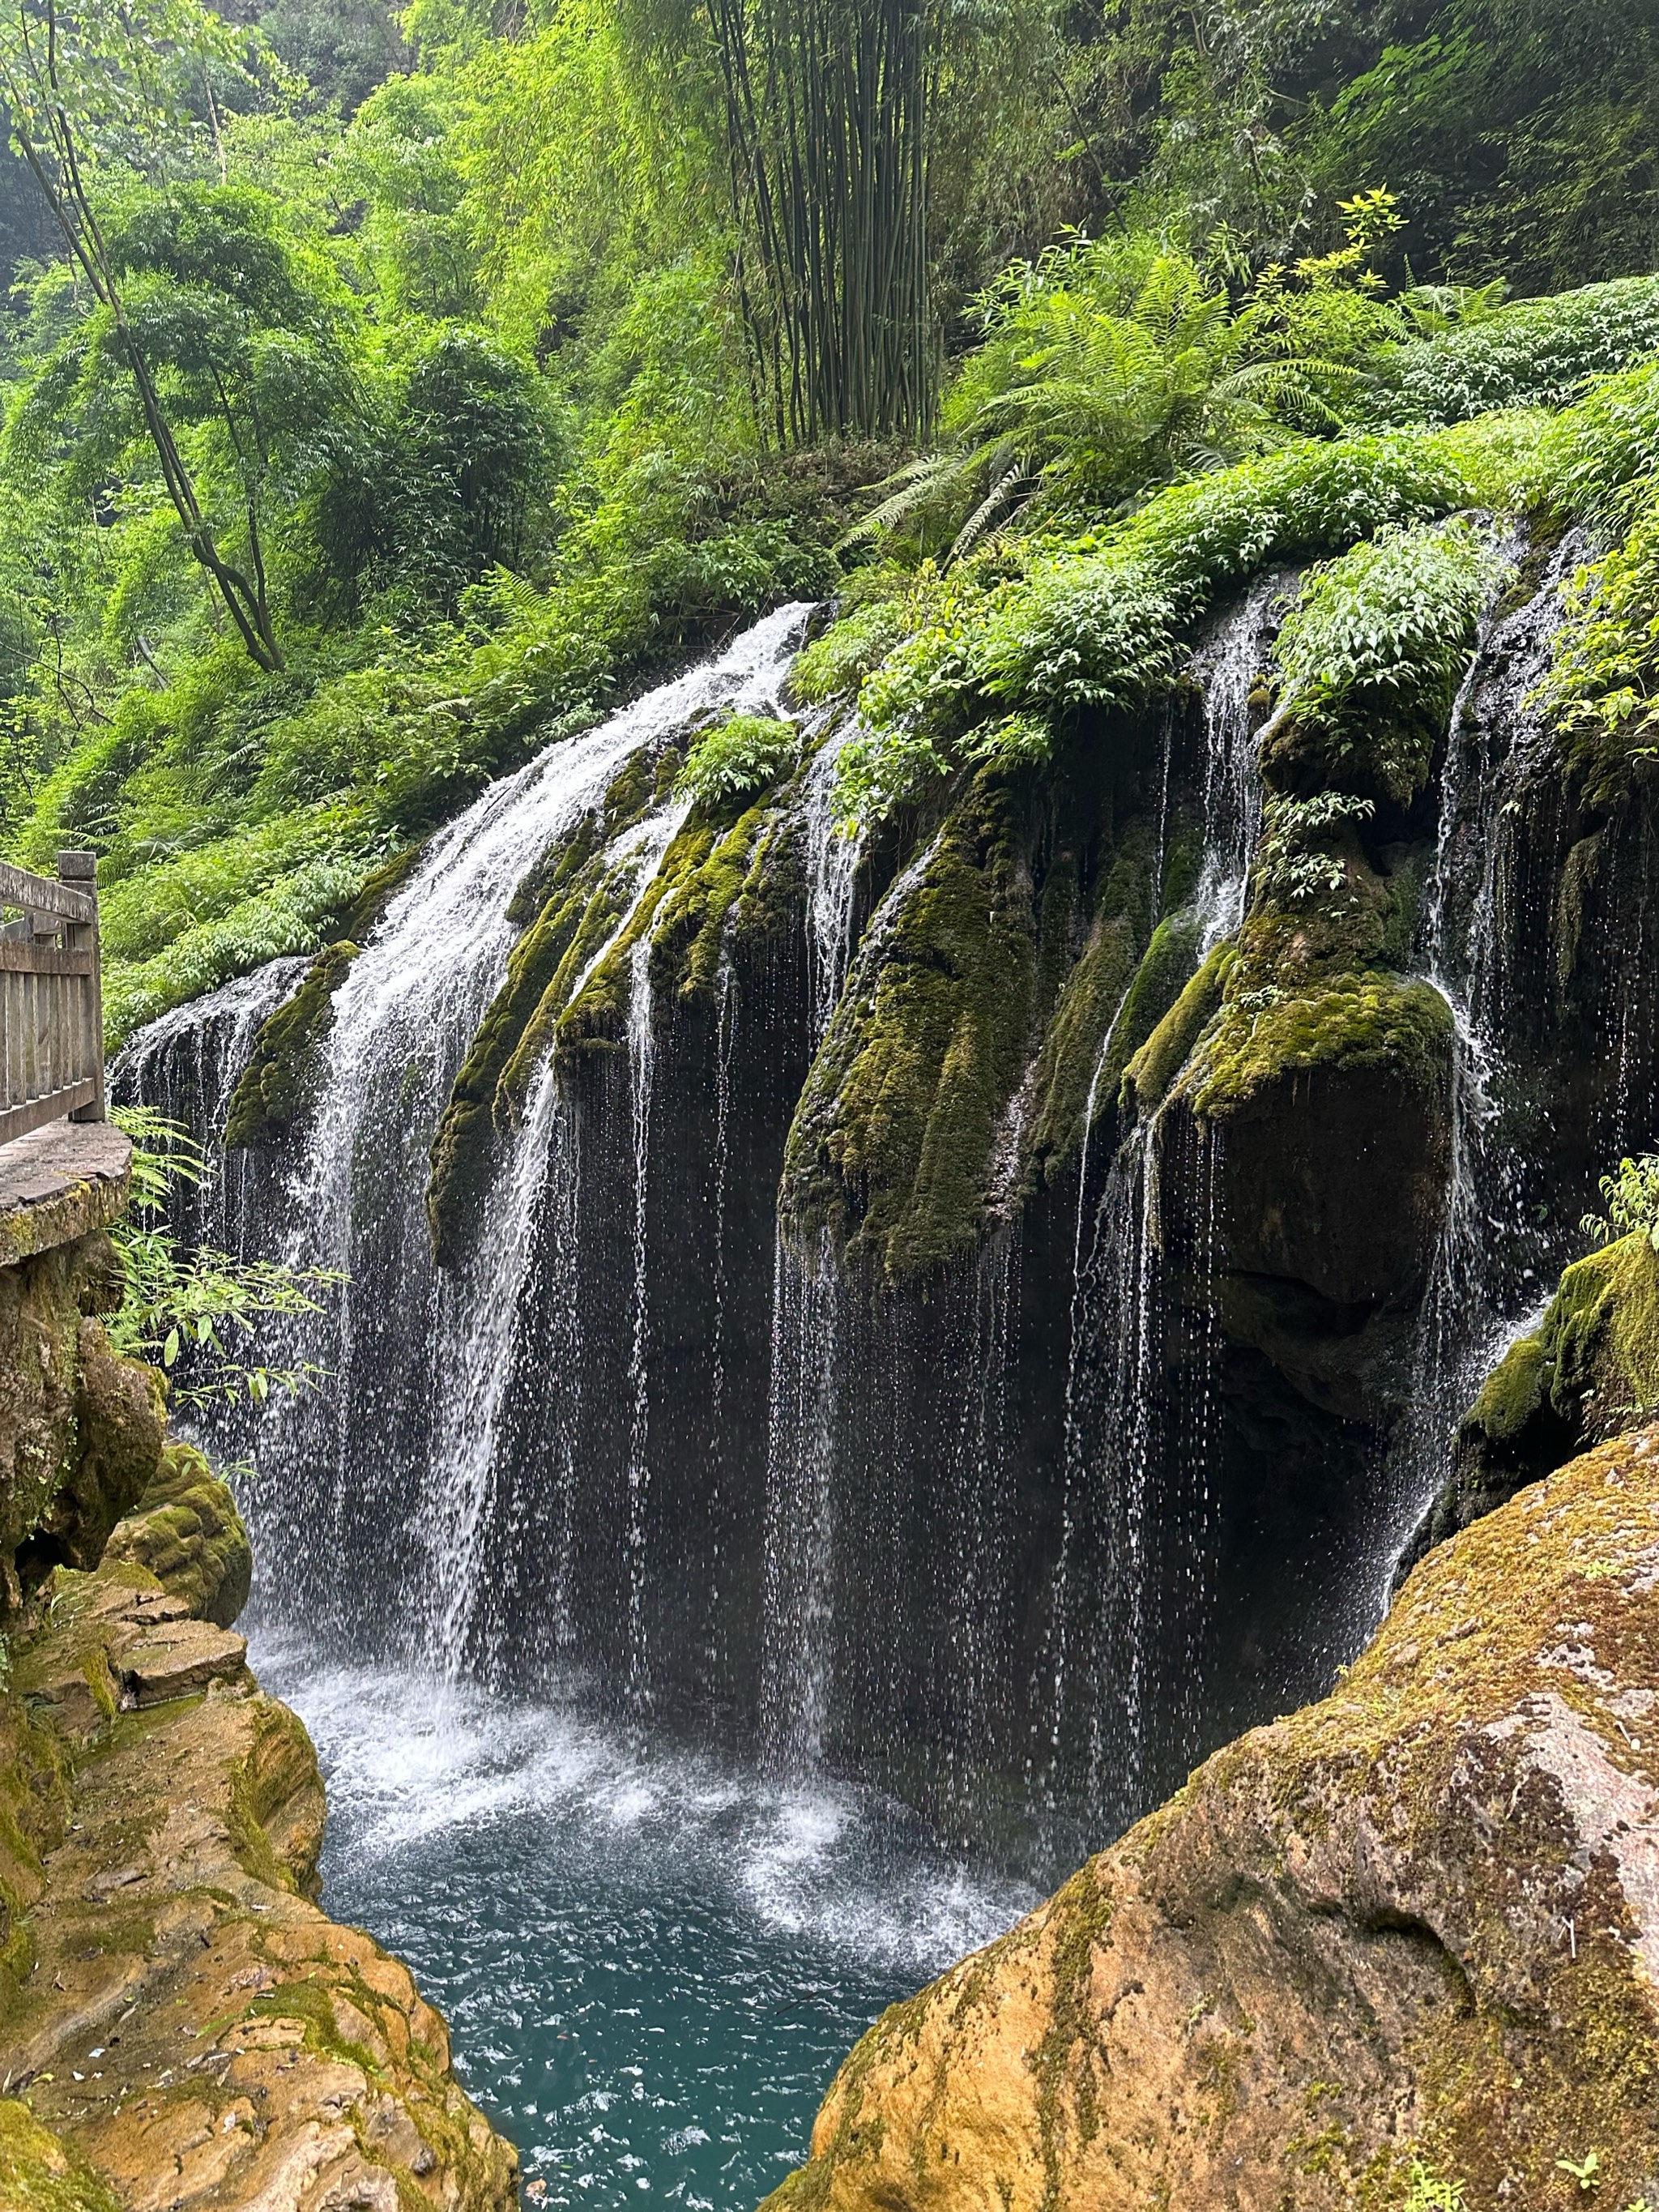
[0,0,1653,1041]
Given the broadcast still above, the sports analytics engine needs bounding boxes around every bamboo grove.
[708,0,932,443]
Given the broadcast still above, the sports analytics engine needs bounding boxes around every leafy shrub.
[1580,1155,1659,1253]
[675,714,797,807]
[109,1107,342,1407]
[834,425,1496,823]
[1253,792,1375,907]
[1375,275,1659,428]
[1267,519,1503,797]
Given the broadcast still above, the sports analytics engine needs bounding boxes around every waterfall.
[113,956,309,1249]
[800,712,865,1038]
[224,606,812,1650]
[1186,571,1284,953]
[757,826,942,1775]
[1043,583,1273,1843]
[624,935,659,1710]
[1377,537,1581,1593]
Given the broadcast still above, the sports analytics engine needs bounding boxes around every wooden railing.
[0,852,105,1147]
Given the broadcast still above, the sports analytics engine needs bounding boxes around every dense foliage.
[0,0,1653,1038]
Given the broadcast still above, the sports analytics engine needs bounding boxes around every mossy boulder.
[102,1441,253,1629]
[1411,1233,1659,1561]
[766,1421,1659,2212]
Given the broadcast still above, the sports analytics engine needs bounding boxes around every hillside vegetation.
[0,0,1653,1041]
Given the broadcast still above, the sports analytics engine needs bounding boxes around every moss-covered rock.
[765,1421,1659,2212]
[0,1548,517,2209]
[1412,1233,1659,1561]
[1120,939,1235,1121]
[101,1441,252,1629]
[781,772,1047,1279]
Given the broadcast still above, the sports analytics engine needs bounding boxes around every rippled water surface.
[254,1639,1034,2210]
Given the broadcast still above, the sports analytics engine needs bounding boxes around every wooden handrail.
[0,851,105,1147]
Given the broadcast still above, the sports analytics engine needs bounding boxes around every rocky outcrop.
[766,1422,1659,2212]
[0,1504,518,2210]
[0,1119,518,2211]
[1410,1232,1659,1565]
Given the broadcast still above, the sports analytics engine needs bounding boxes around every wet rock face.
[766,1424,1659,2212]
[0,1242,156,1605]
[0,1550,518,2212]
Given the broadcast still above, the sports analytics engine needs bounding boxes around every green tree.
[0,0,292,669]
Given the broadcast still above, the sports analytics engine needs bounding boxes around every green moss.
[1023,903,1141,1183]
[248,1978,386,2082]
[223,848,420,1149]
[646,807,774,1000]
[1121,942,1235,1120]
[781,772,1044,1279]
[553,823,706,1062]
[1464,1331,1553,1446]
[0,2100,122,2212]
[102,1442,252,1628]
[224,941,356,1149]
[224,1697,323,1898]
[1183,971,1452,1121]
[1427,1235,1659,1555]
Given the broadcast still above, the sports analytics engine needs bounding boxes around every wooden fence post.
[58,851,104,1124]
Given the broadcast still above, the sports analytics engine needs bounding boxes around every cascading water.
[1372,536,1584,1595]
[1186,570,1285,952]
[237,608,808,1651]
[113,956,309,1248]
[1044,582,1277,1841]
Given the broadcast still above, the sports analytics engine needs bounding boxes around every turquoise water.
[255,1642,1034,2210]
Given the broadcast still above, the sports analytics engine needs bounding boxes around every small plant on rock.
[1580,1155,1659,1252]
[1403,2159,1465,2211]
[109,1107,343,1408]
[675,714,798,808]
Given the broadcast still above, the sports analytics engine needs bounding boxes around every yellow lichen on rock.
[764,1424,1659,2212]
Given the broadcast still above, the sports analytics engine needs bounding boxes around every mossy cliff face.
[424,740,808,1265]
[765,1422,1659,2212]
[101,1439,254,1630]
[1110,715,1453,1437]
[776,731,1200,1280]
[1410,1232,1659,1563]
[781,771,1050,1279]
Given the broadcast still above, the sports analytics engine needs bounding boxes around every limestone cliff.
[764,1421,1659,2212]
